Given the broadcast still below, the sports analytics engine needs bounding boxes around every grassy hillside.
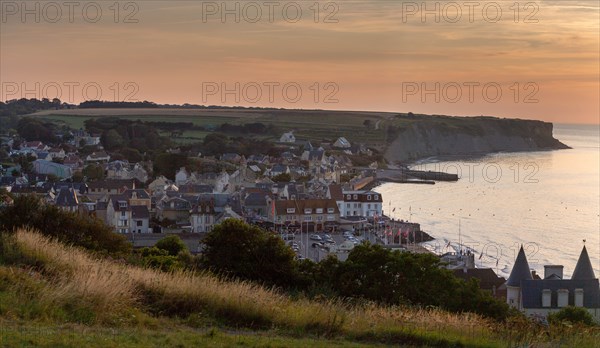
[1,229,598,347]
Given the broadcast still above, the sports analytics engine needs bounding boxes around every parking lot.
[281,230,379,262]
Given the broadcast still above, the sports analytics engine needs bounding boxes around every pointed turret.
[572,245,596,280]
[506,245,533,287]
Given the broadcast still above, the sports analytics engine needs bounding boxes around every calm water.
[375,124,600,278]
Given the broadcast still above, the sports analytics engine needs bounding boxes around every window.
[316,208,323,214]
[557,289,569,308]
[136,220,143,227]
[354,203,358,208]
[542,289,551,307]
[346,194,351,200]
[327,215,335,221]
[317,216,323,221]
[346,203,350,208]
[327,208,335,213]
[367,195,372,200]
[121,211,126,217]
[575,289,584,307]
[368,204,371,209]
[286,208,296,213]
[304,208,312,214]
[304,216,312,221]
[353,194,358,199]
[374,194,379,200]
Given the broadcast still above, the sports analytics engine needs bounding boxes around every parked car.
[309,234,322,241]
[311,242,323,248]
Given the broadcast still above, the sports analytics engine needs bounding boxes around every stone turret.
[572,245,596,280]
[506,245,532,309]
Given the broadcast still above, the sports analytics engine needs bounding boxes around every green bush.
[0,195,130,255]
[155,235,187,256]
[548,306,596,326]
[201,219,298,288]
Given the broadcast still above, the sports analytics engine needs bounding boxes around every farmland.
[30,108,395,149]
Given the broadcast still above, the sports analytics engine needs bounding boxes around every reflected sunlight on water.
[376,124,600,278]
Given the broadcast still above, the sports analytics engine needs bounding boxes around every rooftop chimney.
[544,265,563,279]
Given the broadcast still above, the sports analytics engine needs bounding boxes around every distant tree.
[153,153,188,180]
[71,171,84,183]
[154,235,187,256]
[16,117,58,143]
[102,129,125,150]
[118,147,143,163]
[46,174,59,183]
[201,219,298,287]
[272,173,291,182]
[82,164,105,181]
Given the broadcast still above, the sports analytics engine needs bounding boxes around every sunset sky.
[1,0,599,124]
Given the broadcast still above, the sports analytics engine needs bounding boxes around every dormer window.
[304,208,312,214]
[367,195,372,200]
[118,201,127,209]
[353,194,358,200]
[346,194,351,200]
[286,208,295,214]
[316,208,323,214]
[374,194,379,200]
[327,208,334,213]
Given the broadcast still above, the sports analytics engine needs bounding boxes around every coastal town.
[1,107,598,326]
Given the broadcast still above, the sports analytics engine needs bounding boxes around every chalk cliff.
[385,115,570,163]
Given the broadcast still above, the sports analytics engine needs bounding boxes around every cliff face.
[385,116,570,163]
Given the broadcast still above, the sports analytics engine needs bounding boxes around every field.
[31,108,395,148]
[2,229,599,347]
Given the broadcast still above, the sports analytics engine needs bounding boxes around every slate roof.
[244,192,268,207]
[308,150,325,161]
[122,189,150,200]
[179,184,213,194]
[506,246,533,287]
[131,205,150,219]
[88,179,137,191]
[190,201,216,215]
[452,268,506,291]
[328,184,344,201]
[55,187,79,207]
[521,279,600,309]
[572,245,596,280]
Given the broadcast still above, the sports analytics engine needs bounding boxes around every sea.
[374,124,600,279]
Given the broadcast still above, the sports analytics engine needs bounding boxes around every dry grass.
[11,228,495,345]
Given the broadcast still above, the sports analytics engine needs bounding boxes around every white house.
[190,202,217,233]
[506,245,600,323]
[175,167,190,186]
[333,137,351,149]
[335,190,383,218]
[279,131,296,143]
